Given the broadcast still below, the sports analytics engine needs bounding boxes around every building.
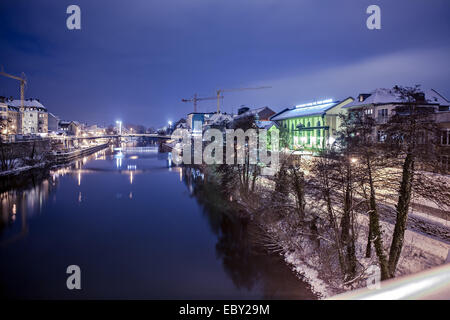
[235,106,276,121]
[270,97,354,151]
[83,124,105,136]
[343,88,449,142]
[5,98,48,135]
[435,100,450,172]
[186,112,215,134]
[48,112,60,133]
[59,120,81,136]
[255,120,279,150]
[0,99,20,136]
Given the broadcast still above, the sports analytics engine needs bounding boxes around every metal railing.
[329,263,450,300]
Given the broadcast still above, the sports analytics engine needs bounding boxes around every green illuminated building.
[270,97,354,152]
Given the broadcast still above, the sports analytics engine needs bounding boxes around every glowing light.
[130,171,133,184]
[130,155,138,160]
[116,120,122,135]
[351,157,358,163]
[296,98,333,108]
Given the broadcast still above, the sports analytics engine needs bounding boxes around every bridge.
[51,133,172,140]
[49,133,172,149]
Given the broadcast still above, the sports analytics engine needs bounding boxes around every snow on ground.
[285,250,333,298]
[356,214,449,276]
[256,174,450,299]
[280,212,449,299]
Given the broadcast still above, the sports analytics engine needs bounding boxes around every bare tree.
[383,85,442,277]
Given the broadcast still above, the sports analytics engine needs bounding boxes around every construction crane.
[0,66,27,111]
[181,93,223,113]
[216,86,271,113]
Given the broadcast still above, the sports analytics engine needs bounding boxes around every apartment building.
[342,88,449,142]
[4,98,48,135]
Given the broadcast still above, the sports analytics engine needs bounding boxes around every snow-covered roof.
[234,106,275,120]
[59,120,80,127]
[175,122,187,129]
[271,101,339,121]
[207,112,233,125]
[344,88,449,109]
[6,98,46,110]
[255,120,276,130]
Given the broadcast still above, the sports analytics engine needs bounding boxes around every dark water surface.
[0,146,315,299]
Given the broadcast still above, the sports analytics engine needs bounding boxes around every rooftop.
[271,101,340,121]
[344,88,449,109]
[6,98,46,109]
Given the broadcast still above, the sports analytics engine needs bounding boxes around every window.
[442,130,450,146]
[378,109,388,117]
[364,108,373,115]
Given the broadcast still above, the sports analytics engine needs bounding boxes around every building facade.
[48,112,60,133]
[4,98,48,135]
[436,109,450,172]
[270,97,354,151]
[343,88,449,143]
[59,120,81,136]
[235,106,276,121]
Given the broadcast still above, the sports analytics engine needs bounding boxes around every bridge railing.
[328,263,450,300]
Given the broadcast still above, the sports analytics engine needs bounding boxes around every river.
[0,145,315,299]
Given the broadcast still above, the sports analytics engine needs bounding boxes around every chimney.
[359,94,370,102]
[413,92,425,103]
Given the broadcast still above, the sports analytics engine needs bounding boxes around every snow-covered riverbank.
[253,175,450,299]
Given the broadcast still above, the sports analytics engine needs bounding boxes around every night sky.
[1,0,449,128]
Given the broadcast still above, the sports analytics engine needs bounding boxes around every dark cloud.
[1,0,449,126]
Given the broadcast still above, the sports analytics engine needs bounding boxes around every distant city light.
[296,99,333,108]
[116,120,122,135]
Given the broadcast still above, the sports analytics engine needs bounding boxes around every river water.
[0,146,315,299]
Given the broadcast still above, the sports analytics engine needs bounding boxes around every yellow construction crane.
[0,66,27,111]
[181,93,223,113]
[216,86,271,113]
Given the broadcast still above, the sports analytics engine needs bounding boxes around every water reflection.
[182,167,316,299]
[0,144,315,299]
[0,149,110,243]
